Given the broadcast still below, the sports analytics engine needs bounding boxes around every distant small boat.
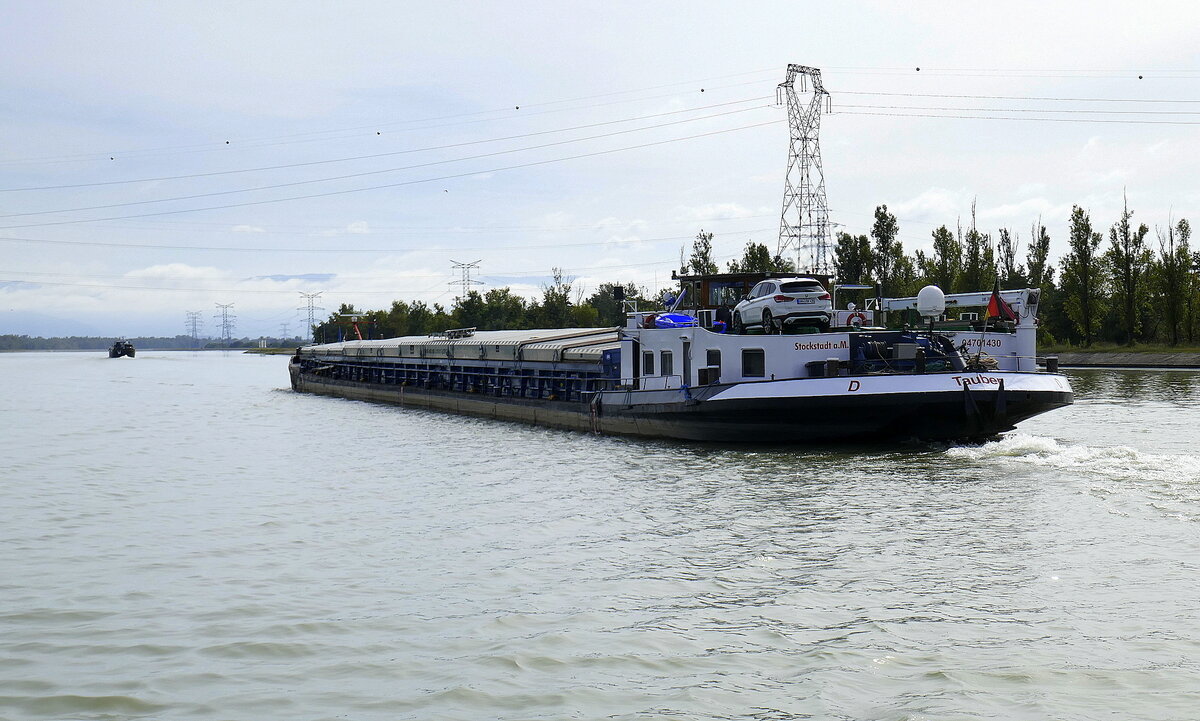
[108,340,135,358]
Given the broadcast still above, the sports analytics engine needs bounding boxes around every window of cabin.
[742,348,765,377]
[706,348,721,370]
[660,350,674,378]
[642,350,655,375]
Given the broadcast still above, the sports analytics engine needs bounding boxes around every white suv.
[732,278,832,334]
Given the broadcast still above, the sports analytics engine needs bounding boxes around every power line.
[0,68,779,166]
[0,96,772,192]
[840,90,1200,104]
[833,110,1200,125]
[0,119,781,230]
[0,107,772,220]
[0,252,726,294]
[0,225,776,254]
[838,103,1200,116]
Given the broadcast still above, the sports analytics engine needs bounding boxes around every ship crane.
[776,64,833,276]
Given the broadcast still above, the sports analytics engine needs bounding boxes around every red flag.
[987,280,1016,320]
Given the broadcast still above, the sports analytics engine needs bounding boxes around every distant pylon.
[776,64,833,275]
[449,259,484,297]
[185,310,203,345]
[213,303,236,345]
[298,292,324,343]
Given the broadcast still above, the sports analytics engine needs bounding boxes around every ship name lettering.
[952,375,1001,387]
[794,340,849,351]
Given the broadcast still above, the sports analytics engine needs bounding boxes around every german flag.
[986,278,1017,321]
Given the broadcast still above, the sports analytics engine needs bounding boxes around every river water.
[1,351,1198,720]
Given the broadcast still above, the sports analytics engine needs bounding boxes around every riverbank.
[1043,347,1200,368]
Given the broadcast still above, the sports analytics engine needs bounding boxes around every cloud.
[232,224,266,233]
[125,263,224,281]
[892,188,970,224]
[676,203,757,221]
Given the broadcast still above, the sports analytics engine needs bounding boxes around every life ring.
[847,311,868,326]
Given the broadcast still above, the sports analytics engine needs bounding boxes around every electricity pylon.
[185,311,203,345]
[213,303,236,345]
[449,260,483,297]
[298,292,324,343]
[776,64,833,275]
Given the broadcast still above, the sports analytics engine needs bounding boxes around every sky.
[2,0,1199,338]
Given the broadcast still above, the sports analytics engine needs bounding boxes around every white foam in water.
[947,433,1200,482]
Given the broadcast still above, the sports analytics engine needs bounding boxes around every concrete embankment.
[1046,351,1200,369]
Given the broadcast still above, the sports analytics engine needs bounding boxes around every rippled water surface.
[2,352,1199,720]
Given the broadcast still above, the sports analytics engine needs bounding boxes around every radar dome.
[916,285,946,318]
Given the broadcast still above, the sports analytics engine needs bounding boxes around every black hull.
[595,391,1073,443]
[290,363,1072,444]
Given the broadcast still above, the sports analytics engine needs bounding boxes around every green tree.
[1105,199,1152,345]
[958,204,995,292]
[929,224,960,290]
[1155,218,1191,346]
[481,287,530,330]
[451,290,488,329]
[997,227,1027,288]
[684,230,719,275]
[727,241,775,273]
[1026,219,1061,345]
[834,231,872,283]
[869,205,903,295]
[532,268,575,327]
[586,282,641,326]
[1060,206,1108,346]
[1026,219,1054,289]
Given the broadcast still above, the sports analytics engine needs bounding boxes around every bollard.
[1046,356,1059,373]
[825,358,839,377]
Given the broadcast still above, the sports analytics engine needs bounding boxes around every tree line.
[309,203,1198,349]
[827,202,1196,347]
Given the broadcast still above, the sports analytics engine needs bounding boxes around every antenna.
[776,64,833,275]
[449,259,484,296]
[213,303,236,345]
[298,291,324,343]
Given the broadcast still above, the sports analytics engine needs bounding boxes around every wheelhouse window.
[642,350,655,376]
[742,348,765,377]
[660,350,674,378]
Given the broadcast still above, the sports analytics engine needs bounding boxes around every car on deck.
[732,277,832,333]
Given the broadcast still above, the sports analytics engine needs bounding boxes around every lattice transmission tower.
[449,260,484,297]
[776,64,833,275]
[185,310,204,345]
[298,291,324,343]
[213,303,236,345]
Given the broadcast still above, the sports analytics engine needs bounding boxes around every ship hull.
[290,362,1072,443]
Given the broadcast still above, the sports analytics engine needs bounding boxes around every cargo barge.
[289,284,1073,443]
